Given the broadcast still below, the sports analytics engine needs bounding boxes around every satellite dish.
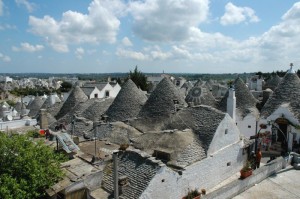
[6,115,12,121]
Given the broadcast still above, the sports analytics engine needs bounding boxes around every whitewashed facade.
[140,114,246,199]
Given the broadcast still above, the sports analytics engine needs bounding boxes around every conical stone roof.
[28,97,45,117]
[194,79,203,87]
[185,86,216,107]
[14,101,24,113]
[264,74,282,91]
[81,98,114,121]
[41,97,52,109]
[261,72,300,121]
[106,79,148,122]
[138,77,186,119]
[218,77,258,117]
[56,86,88,119]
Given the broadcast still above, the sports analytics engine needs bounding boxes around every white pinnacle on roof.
[287,63,295,74]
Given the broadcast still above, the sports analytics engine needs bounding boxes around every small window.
[225,129,228,134]
[94,93,98,98]
[105,91,109,97]
[227,162,231,166]
[248,125,251,128]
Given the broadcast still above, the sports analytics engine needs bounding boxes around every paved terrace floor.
[233,166,300,199]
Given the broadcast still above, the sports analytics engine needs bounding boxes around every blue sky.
[0,0,300,73]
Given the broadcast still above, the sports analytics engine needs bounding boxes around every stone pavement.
[233,166,300,199]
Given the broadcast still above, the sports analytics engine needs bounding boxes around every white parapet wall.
[0,119,37,130]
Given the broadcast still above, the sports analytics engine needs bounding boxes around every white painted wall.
[260,104,300,150]
[89,87,101,99]
[140,115,246,199]
[236,113,257,138]
[0,119,37,130]
[99,83,114,98]
[110,83,121,97]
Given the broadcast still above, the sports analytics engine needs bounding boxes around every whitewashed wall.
[260,105,300,151]
[140,114,246,199]
[236,113,257,138]
[98,83,114,98]
[110,83,121,98]
[0,119,37,130]
[89,87,101,99]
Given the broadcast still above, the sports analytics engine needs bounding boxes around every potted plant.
[240,161,253,179]
[260,123,267,129]
[182,189,201,199]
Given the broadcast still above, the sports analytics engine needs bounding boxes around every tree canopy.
[0,133,66,199]
[59,81,73,93]
[128,66,148,91]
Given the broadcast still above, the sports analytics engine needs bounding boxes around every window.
[105,91,109,97]
[248,125,251,128]
[225,129,228,134]
[153,150,171,162]
[227,162,231,166]
[94,93,98,98]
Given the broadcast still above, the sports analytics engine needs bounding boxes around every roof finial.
[288,63,295,73]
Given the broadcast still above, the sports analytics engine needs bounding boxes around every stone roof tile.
[106,79,148,122]
[218,77,258,117]
[261,72,300,122]
[102,150,161,199]
[56,86,88,119]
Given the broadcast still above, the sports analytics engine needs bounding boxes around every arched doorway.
[274,117,289,151]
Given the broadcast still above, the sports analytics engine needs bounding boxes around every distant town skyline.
[0,0,300,73]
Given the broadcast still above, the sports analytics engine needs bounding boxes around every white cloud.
[150,49,172,60]
[0,0,3,16]
[129,0,209,42]
[122,37,133,46]
[0,53,11,62]
[116,48,148,60]
[15,0,35,13]
[12,42,44,52]
[172,45,192,59]
[220,2,259,26]
[29,0,125,52]
[75,47,85,59]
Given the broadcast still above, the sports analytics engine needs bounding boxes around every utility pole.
[71,115,75,138]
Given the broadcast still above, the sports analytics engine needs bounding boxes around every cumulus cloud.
[116,48,148,60]
[12,42,44,52]
[122,37,133,46]
[220,2,259,26]
[0,0,3,16]
[255,2,300,60]
[75,47,85,59]
[150,49,172,60]
[15,0,35,13]
[0,53,11,62]
[129,0,209,42]
[29,0,125,52]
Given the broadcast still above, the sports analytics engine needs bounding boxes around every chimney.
[40,109,48,129]
[113,150,119,199]
[227,87,236,122]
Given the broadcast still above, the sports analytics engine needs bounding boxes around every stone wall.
[203,157,285,199]
[0,119,37,130]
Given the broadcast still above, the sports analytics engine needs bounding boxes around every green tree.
[128,66,148,91]
[59,81,73,93]
[0,133,66,199]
